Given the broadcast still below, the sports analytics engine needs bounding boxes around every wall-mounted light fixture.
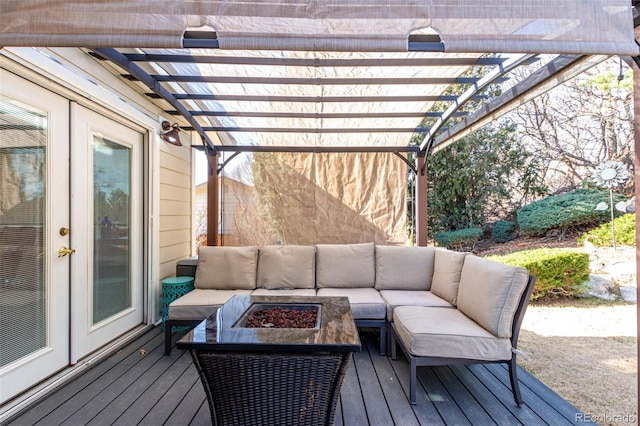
[160,121,182,146]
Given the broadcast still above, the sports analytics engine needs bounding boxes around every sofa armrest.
[176,256,198,278]
[456,255,529,339]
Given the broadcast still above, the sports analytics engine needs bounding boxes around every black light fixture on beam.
[160,120,182,146]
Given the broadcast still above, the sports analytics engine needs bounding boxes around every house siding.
[0,47,201,408]
[159,147,193,280]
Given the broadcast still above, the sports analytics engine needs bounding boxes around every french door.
[0,69,71,403]
[0,70,145,404]
[71,105,144,361]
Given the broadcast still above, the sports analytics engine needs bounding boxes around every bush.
[434,227,483,251]
[578,213,636,247]
[487,248,589,300]
[517,188,626,236]
[492,220,516,243]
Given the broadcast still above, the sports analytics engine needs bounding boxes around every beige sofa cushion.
[168,289,252,320]
[316,288,386,319]
[257,245,316,289]
[316,243,375,288]
[379,290,452,318]
[457,255,529,338]
[393,306,512,361]
[195,246,258,290]
[374,246,436,290]
[429,248,468,306]
[251,288,317,297]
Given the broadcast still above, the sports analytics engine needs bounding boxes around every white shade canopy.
[1,1,637,54]
[2,0,637,152]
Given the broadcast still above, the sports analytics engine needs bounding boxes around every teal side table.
[161,276,195,332]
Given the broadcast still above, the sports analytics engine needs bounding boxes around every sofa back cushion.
[257,245,316,289]
[429,248,468,306]
[374,246,436,290]
[316,243,375,288]
[195,246,258,290]
[456,255,529,338]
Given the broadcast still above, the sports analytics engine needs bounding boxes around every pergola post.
[415,154,428,246]
[207,151,220,246]
[633,27,640,404]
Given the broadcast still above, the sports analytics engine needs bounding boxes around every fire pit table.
[177,295,361,426]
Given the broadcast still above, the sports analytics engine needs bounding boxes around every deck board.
[418,367,473,425]
[447,365,522,425]
[364,338,420,426]
[432,366,496,425]
[387,351,446,425]
[351,338,394,426]
[337,349,368,425]
[113,351,192,425]
[4,326,589,426]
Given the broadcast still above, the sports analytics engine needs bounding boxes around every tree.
[507,58,634,195]
[425,120,546,236]
[107,188,129,224]
[411,55,546,237]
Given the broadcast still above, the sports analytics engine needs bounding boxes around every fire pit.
[177,295,360,426]
[233,303,321,329]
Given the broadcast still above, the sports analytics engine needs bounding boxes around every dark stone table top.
[177,295,361,352]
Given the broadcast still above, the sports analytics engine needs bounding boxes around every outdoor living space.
[2,2,640,426]
[5,328,587,426]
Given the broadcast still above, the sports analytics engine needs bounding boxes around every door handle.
[58,246,76,257]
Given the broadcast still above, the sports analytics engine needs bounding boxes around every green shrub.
[578,213,636,247]
[434,227,483,251]
[517,188,626,236]
[492,220,516,243]
[487,248,589,300]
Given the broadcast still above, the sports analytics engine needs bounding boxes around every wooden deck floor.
[5,326,591,426]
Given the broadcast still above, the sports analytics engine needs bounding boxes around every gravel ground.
[518,296,637,424]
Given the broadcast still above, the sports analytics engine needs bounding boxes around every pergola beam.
[429,54,610,153]
[184,126,438,133]
[193,145,421,153]
[91,48,219,152]
[165,110,466,119]
[123,53,507,67]
[419,53,535,154]
[147,93,486,102]
[143,75,497,85]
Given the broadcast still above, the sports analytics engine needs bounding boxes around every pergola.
[2,0,639,246]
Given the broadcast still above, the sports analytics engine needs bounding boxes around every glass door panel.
[0,100,47,367]
[0,70,70,405]
[72,104,143,360]
[93,137,132,323]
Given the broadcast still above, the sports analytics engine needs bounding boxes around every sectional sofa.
[165,242,535,406]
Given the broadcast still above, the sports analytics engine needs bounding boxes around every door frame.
[0,52,160,415]
[0,68,71,404]
[70,102,147,362]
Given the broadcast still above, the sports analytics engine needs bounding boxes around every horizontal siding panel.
[160,228,191,247]
[159,168,191,188]
[160,141,191,160]
[160,150,191,175]
[160,242,192,264]
[160,215,190,232]
[159,261,178,280]
[160,199,191,216]
[161,184,191,203]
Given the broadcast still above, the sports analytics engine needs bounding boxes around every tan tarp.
[1,1,638,55]
[222,152,407,246]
